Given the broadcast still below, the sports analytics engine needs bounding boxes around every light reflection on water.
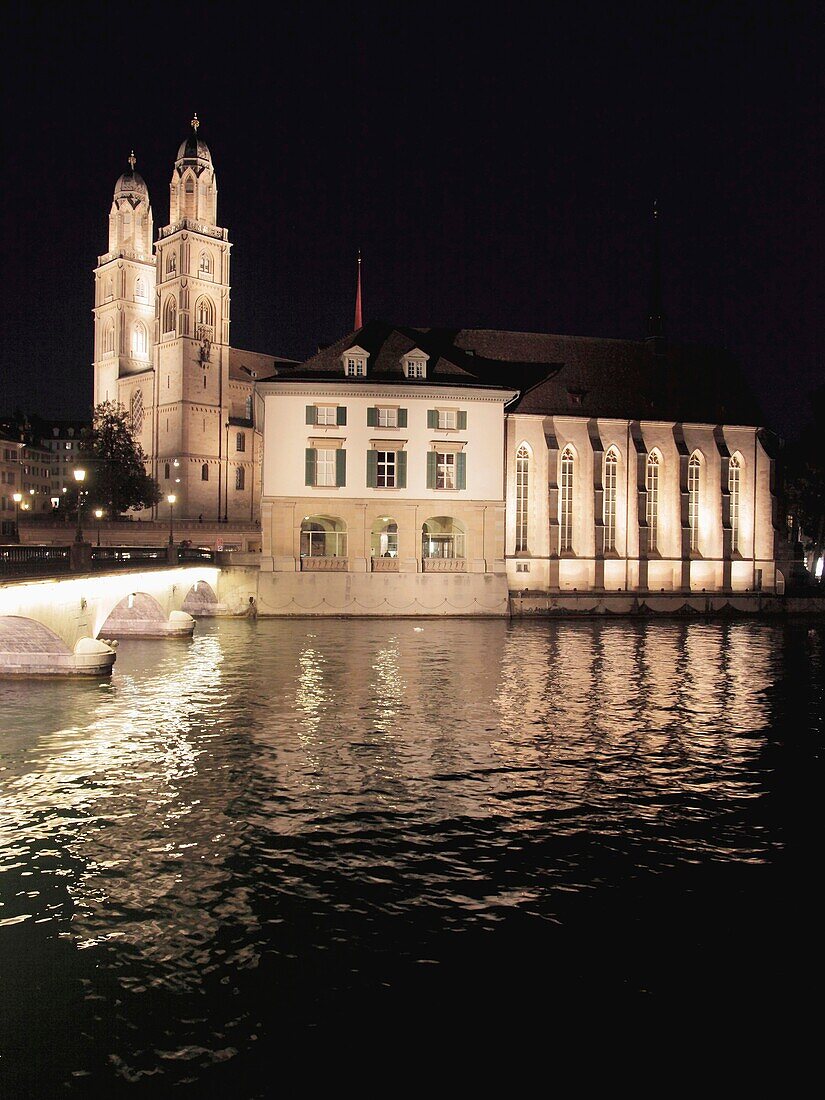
[0,618,821,1092]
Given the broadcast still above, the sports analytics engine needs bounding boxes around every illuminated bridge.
[0,547,227,675]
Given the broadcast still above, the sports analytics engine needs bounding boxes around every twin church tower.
[93,116,279,522]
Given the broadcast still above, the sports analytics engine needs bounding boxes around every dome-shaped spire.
[114,150,148,200]
[176,112,212,165]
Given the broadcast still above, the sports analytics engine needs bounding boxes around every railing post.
[70,541,92,572]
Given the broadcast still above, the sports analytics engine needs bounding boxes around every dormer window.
[403,349,429,379]
[341,345,369,377]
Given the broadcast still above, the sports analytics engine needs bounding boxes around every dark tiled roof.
[229,347,295,382]
[279,322,763,425]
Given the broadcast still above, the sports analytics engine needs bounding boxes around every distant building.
[41,419,89,501]
[0,432,24,537]
[92,119,294,522]
[0,420,53,520]
[257,323,781,613]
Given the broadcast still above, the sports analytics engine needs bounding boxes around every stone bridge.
[0,565,226,676]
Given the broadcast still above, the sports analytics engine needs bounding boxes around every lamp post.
[94,508,104,547]
[73,467,86,543]
[167,493,176,545]
[12,492,22,542]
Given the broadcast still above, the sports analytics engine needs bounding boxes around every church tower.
[92,154,155,421]
[153,115,233,520]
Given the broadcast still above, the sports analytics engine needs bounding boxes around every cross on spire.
[191,112,200,133]
[128,150,136,170]
[354,250,363,330]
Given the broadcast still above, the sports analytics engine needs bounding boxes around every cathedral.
[92,116,287,523]
[92,119,782,610]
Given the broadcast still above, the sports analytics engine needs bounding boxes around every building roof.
[228,346,297,383]
[275,322,764,425]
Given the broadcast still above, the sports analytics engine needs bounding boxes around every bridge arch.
[0,615,114,675]
[100,591,193,639]
[181,580,219,616]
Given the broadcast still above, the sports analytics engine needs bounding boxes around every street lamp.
[12,492,22,542]
[94,508,104,546]
[167,493,176,545]
[73,467,86,543]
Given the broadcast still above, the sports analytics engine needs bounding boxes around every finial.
[357,249,361,266]
[653,197,658,220]
[128,150,136,171]
[191,112,200,133]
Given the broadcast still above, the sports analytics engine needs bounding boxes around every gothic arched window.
[646,452,660,552]
[201,463,209,482]
[130,390,144,436]
[235,467,245,491]
[688,453,702,552]
[515,444,530,552]
[603,448,618,552]
[103,323,115,356]
[135,276,147,301]
[560,446,574,553]
[163,296,177,336]
[729,454,742,554]
[199,251,213,277]
[166,252,177,275]
[132,322,148,358]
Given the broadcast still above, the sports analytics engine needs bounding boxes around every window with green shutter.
[335,449,346,486]
[367,407,377,427]
[457,410,467,430]
[456,452,466,490]
[398,408,408,428]
[396,450,407,488]
[366,449,378,487]
[306,405,316,425]
[336,406,347,426]
[426,450,437,489]
[427,409,438,429]
[305,448,316,486]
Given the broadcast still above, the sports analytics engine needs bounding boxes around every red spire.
[354,251,363,330]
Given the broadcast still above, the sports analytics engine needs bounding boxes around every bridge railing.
[0,545,71,576]
[1,544,216,578]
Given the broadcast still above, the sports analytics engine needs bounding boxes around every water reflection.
[0,617,816,1092]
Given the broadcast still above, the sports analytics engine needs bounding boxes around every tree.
[79,401,160,515]
[784,384,825,583]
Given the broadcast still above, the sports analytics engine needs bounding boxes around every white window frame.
[437,409,458,430]
[315,405,337,426]
[345,357,367,377]
[603,448,618,552]
[377,407,397,428]
[559,447,574,552]
[436,451,456,490]
[376,450,397,488]
[315,448,337,487]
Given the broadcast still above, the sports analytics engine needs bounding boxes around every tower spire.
[354,250,363,330]
[647,199,665,341]
[128,150,136,171]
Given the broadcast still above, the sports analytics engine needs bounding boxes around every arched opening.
[195,297,214,328]
[130,390,144,436]
[163,296,177,336]
[103,323,115,356]
[199,251,213,277]
[132,321,148,358]
[300,516,347,560]
[422,516,466,560]
[371,517,398,559]
[688,452,702,552]
[0,615,73,674]
[646,451,660,552]
[201,463,209,481]
[100,592,170,638]
[559,446,575,552]
[182,581,219,616]
[135,276,147,301]
[515,443,530,552]
[729,454,742,553]
[603,447,618,552]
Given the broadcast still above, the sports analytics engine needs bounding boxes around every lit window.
[559,447,574,552]
[376,451,396,488]
[404,358,427,379]
[378,407,397,428]
[235,467,245,491]
[688,453,701,552]
[515,444,529,552]
[603,448,618,552]
[345,357,367,377]
[132,322,148,358]
[130,390,144,435]
[315,448,336,486]
[646,452,660,552]
[316,406,337,426]
[729,455,741,553]
[436,452,456,490]
[163,296,177,335]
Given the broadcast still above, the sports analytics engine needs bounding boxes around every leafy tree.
[784,384,825,582]
[76,401,160,515]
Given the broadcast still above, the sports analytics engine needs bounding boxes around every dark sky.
[1,2,821,436]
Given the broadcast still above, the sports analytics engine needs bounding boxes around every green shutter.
[397,450,407,488]
[457,451,466,490]
[427,409,438,429]
[335,449,346,487]
[306,405,315,425]
[427,451,437,489]
[367,406,377,427]
[305,448,316,486]
[366,449,378,488]
[458,410,467,430]
[398,408,408,428]
[336,406,347,426]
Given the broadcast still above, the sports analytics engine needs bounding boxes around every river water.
[1,618,822,1092]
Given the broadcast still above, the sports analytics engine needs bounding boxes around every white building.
[256,323,781,614]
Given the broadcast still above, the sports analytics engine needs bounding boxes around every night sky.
[1,3,821,437]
